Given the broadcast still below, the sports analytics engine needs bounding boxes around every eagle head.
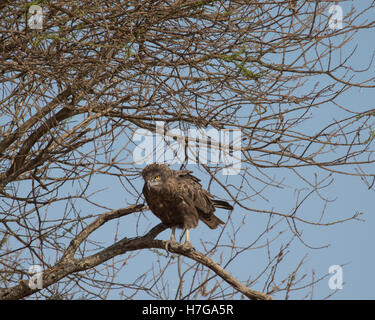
[141,163,172,190]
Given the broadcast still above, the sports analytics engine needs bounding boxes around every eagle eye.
[155,175,161,180]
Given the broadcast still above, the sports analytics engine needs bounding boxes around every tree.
[0,0,374,300]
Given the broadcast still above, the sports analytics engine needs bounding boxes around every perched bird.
[141,163,233,250]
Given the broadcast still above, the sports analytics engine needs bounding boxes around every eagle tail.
[212,199,233,211]
[200,214,225,229]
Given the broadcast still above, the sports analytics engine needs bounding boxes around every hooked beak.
[147,180,161,190]
[147,180,157,189]
[147,181,152,190]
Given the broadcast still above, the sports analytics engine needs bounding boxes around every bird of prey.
[141,163,233,250]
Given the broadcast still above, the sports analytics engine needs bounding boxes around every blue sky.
[2,1,374,300]
[65,1,375,299]
[122,1,375,299]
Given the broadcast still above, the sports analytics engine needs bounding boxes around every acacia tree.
[0,0,374,300]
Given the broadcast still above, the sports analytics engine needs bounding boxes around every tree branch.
[0,205,272,300]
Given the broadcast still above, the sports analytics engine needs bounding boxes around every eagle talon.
[182,241,195,251]
[164,239,178,252]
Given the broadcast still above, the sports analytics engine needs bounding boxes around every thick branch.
[0,207,272,300]
[60,204,147,261]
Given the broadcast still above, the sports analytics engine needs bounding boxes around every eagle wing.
[175,171,224,229]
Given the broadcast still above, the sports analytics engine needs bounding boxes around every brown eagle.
[141,163,233,250]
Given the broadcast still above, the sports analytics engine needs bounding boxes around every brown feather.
[141,164,232,231]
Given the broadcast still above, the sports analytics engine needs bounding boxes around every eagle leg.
[182,228,195,251]
[164,227,178,251]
